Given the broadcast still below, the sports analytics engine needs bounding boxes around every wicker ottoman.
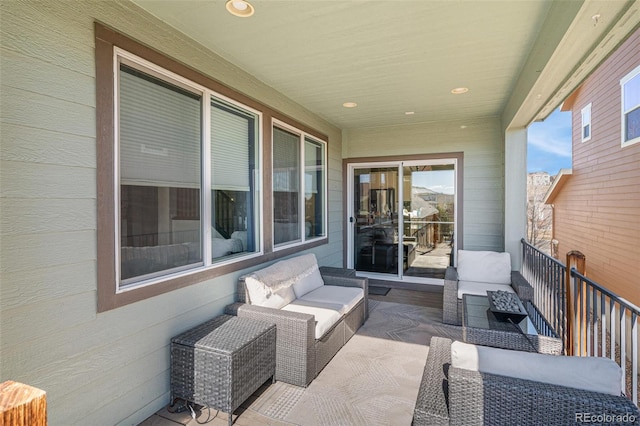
[170,315,276,426]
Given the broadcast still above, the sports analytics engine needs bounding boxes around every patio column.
[504,127,527,270]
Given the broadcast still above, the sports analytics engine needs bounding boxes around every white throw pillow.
[457,250,512,284]
[244,275,296,309]
[451,341,622,396]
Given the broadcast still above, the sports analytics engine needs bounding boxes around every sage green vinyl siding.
[0,1,342,424]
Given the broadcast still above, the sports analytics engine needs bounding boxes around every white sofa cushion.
[291,259,325,298]
[282,300,342,339]
[451,341,623,396]
[244,275,296,309]
[299,285,364,316]
[457,280,515,300]
[457,250,511,284]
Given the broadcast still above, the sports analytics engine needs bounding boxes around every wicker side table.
[171,315,276,426]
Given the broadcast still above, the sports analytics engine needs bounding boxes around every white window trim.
[581,103,592,143]
[620,64,640,148]
[113,48,264,293]
[272,118,328,251]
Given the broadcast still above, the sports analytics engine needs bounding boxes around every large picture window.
[272,123,326,248]
[119,63,204,283]
[621,65,640,147]
[210,98,259,261]
[305,138,326,239]
[96,24,328,311]
[116,51,261,289]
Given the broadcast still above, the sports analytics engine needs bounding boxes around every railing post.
[566,251,586,356]
[0,381,47,426]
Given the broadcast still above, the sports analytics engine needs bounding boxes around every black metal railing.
[571,270,639,406]
[520,238,639,406]
[521,239,567,352]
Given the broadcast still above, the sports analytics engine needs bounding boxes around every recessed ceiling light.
[343,102,358,108]
[226,0,254,17]
[460,125,467,129]
[451,87,469,95]
[405,111,415,115]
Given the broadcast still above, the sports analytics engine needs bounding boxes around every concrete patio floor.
[139,287,444,426]
[139,389,292,426]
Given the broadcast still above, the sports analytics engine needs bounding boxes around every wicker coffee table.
[171,315,276,426]
[462,294,562,355]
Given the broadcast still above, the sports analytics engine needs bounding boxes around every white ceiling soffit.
[132,0,637,130]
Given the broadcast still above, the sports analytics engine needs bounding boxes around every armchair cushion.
[451,341,623,396]
[457,280,515,299]
[298,285,364,316]
[457,250,511,284]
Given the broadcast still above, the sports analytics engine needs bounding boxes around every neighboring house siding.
[0,1,342,424]
[345,117,505,251]
[553,28,640,306]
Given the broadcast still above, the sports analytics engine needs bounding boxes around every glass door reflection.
[402,163,455,279]
[353,166,400,276]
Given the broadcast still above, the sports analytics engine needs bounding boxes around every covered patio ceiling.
[132,0,638,130]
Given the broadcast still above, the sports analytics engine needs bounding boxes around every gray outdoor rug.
[246,300,463,426]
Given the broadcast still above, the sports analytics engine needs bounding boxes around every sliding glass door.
[401,161,456,280]
[348,159,457,282]
[351,165,400,275]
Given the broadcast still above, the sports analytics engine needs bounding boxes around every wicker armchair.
[413,337,640,426]
[225,268,368,387]
[443,250,533,325]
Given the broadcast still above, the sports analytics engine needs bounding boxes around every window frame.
[620,64,640,148]
[581,103,591,143]
[115,50,206,290]
[114,49,265,293]
[95,23,328,312]
[272,119,328,251]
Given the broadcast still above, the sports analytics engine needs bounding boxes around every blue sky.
[527,108,573,175]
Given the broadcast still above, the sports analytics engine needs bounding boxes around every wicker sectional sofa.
[413,337,640,426]
[225,254,368,387]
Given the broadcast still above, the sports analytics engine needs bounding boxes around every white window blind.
[119,65,201,188]
[211,100,252,191]
[273,127,300,192]
[305,138,322,197]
